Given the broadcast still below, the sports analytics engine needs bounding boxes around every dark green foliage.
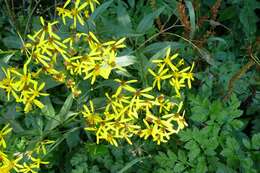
[0,0,259,172]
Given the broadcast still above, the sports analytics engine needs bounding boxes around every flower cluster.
[0,124,53,173]
[0,0,124,111]
[149,48,195,96]
[0,59,48,113]
[64,32,126,85]
[57,0,100,28]
[82,49,194,146]
[0,0,194,149]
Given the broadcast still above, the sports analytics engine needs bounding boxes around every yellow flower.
[16,162,38,173]
[169,77,186,97]
[83,63,102,84]
[105,93,124,114]
[30,157,49,168]
[10,60,36,91]
[152,48,178,72]
[102,37,126,52]
[0,68,19,101]
[82,101,102,125]
[20,82,49,112]
[0,151,12,173]
[57,0,89,28]
[34,140,55,155]
[114,79,137,96]
[181,62,195,89]
[85,0,100,12]
[139,119,153,140]
[154,95,173,113]
[0,151,23,173]
[39,17,60,40]
[0,124,12,148]
[129,87,154,109]
[148,68,171,90]
[56,7,73,25]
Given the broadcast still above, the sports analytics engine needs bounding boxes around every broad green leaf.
[117,3,132,29]
[44,94,74,131]
[58,94,74,121]
[41,97,55,118]
[143,42,185,53]
[66,129,80,149]
[137,7,165,33]
[90,0,114,20]
[219,6,237,21]
[2,35,22,49]
[116,55,136,67]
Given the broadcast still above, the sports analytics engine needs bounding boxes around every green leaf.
[178,150,187,162]
[2,35,22,49]
[190,98,209,123]
[239,1,258,42]
[118,157,145,173]
[199,48,215,66]
[242,138,251,149]
[44,94,74,131]
[58,94,74,121]
[196,157,208,173]
[116,55,136,67]
[127,0,135,8]
[85,143,109,158]
[174,163,185,173]
[0,50,16,63]
[185,0,196,38]
[219,6,237,21]
[66,129,80,149]
[90,0,114,20]
[252,133,260,150]
[143,42,185,54]
[41,97,55,118]
[117,3,132,29]
[144,46,169,73]
[137,7,165,33]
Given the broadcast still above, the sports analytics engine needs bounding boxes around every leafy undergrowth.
[0,0,259,173]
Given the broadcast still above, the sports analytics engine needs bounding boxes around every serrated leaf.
[178,150,187,162]
[252,133,260,150]
[174,163,185,173]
